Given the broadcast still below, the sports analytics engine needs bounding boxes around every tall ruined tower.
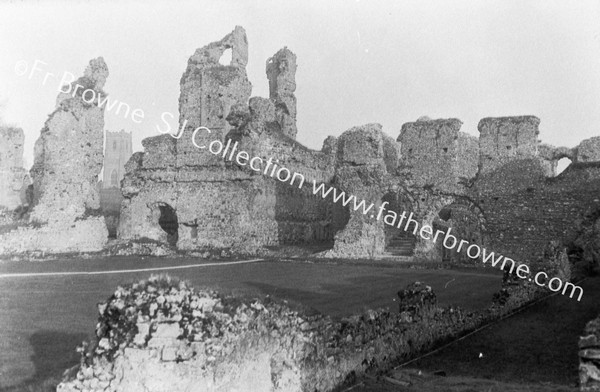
[266,47,298,139]
[103,130,132,188]
[176,25,252,168]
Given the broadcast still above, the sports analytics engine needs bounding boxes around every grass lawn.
[0,256,503,389]
[403,276,600,387]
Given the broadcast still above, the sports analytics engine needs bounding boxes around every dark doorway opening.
[157,203,178,246]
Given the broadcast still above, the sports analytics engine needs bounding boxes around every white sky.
[1,0,599,168]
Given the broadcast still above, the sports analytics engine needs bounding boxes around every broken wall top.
[478,115,540,174]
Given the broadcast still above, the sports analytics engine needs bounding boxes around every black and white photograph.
[1,1,599,391]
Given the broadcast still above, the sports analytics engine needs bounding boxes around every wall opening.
[382,191,416,256]
[219,48,232,66]
[275,182,349,252]
[435,202,485,263]
[556,157,572,176]
[157,203,179,246]
[110,169,118,187]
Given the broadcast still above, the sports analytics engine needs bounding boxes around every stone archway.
[152,202,179,246]
[433,200,486,264]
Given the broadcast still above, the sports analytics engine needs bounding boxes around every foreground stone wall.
[57,276,532,392]
[0,126,27,210]
[580,314,600,391]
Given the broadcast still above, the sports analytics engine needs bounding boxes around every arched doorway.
[156,202,178,246]
[435,201,485,263]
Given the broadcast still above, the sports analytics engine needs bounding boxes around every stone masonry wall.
[119,29,340,252]
[0,58,108,255]
[398,118,466,193]
[0,126,27,210]
[478,116,540,175]
[57,276,541,392]
[267,47,298,139]
[473,159,600,263]
[579,314,600,391]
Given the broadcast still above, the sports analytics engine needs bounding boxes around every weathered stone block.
[478,116,540,174]
[577,137,600,163]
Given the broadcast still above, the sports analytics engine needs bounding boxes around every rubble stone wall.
[478,116,540,175]
[473,159,600,262]
[0,58,108,255]
[57,276,529,392]
[398,118,466,193]
[579,314,600,391]
[0,126,27,210]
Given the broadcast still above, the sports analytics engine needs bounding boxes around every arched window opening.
[556,157,572,176]
[110,169,118,187]
[219,48,232,66]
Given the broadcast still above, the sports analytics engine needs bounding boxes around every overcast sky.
[1,0,599,168]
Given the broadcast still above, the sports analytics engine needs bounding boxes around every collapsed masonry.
[117,26,600,271]
[0,58,109,254]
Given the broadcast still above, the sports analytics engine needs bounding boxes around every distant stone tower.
[103,130,132,188]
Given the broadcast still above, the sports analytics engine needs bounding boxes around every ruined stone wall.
[323,124,395,258]
[478,116,540,175]
[0,58,108,255]
[57,276,540,392]
[473,158,600,262]
[30,58,107,223]
[0,126,27,210]
[398,118,467,193]
[580,314,600,391]
[577,136,600,163]
[267,47,297,139]
[119,29,343,252]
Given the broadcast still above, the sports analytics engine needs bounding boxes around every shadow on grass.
[1,330,86,392]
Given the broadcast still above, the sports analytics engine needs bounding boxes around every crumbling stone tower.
[102,130,132,188]
[0,58,109,254]
[177,25,252,167]
[266,47,298,139]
